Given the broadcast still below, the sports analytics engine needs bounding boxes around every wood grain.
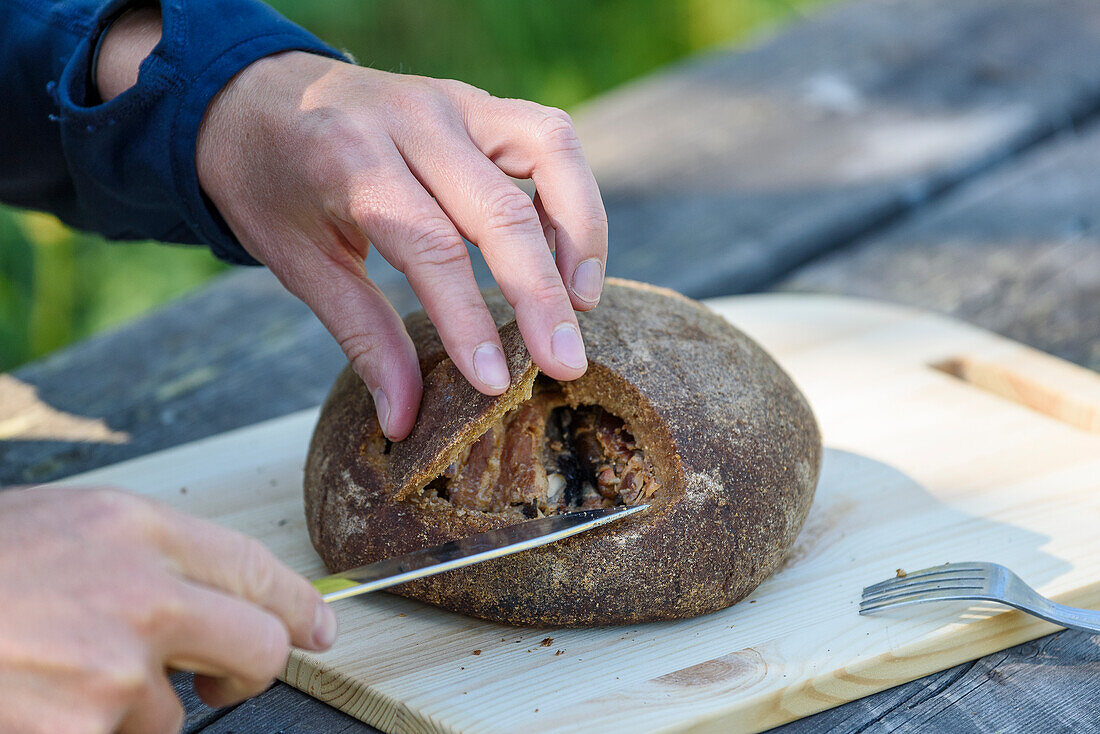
[50,295,1100,734]
[779,122,1100,374]
[11,0,1100,488]
[3,0,1100,730]
[577,0,1100,297]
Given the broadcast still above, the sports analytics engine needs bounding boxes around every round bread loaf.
[304,279,821,626]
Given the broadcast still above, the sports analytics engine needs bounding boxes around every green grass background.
[0,0,823,372]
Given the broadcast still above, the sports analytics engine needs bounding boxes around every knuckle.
[253,618,292,680]
[526,272,569,306]
[407,222,468,269]
[337,332,387,380]
[154,585,190,636]
[532,109,580,154]
[482,187,538,234]
[391,83,453,125]
[579,204,609,237]
[92,647,148,707]
[53,716,111,734]
[131,578,188,639]
[52,710,120,734]
[436,77,487,100]
[85,488,162,539]
[345,191,382,232]
[317,134,383,193]
[238,537,280,602]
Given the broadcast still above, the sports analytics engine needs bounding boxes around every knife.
[312,504,649,602]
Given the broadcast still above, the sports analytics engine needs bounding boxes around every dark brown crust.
[304,279,822,626]
[389,322,539,501]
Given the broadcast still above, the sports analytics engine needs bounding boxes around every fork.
[859,561,1100,634]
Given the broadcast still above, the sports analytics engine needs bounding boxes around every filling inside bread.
[422,377,659,519]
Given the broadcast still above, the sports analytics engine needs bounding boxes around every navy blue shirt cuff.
[53,0,348,265]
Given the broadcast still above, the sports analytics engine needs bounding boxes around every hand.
[195,52,608,440]
[0,486,337,733]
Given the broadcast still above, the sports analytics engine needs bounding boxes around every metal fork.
[859,562,1100,634]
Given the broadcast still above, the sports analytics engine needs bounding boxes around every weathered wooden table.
[3,0,1098,730]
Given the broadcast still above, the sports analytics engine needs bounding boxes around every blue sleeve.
[0,0,347,265]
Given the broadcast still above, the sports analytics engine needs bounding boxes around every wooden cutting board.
[58,294,1100,733]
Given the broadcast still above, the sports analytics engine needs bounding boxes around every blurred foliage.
[0,0,825,372]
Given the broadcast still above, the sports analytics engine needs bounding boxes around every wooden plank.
[10,0,1100,486]
[779,120,1100,374]
[776,630,1100,733]
[52,294,1100,734]
[0,268,341,486]
[577,0,1100,297]
[2,0,1099,729]
[192,679,367,734]
[773,107,1100,734]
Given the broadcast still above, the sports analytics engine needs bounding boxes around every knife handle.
[312,575,360,600]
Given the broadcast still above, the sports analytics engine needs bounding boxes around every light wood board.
[56,295,1100,733]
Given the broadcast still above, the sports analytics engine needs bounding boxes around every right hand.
[0,485,337,734]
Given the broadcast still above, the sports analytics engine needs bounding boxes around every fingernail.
[373,388,390,436]
[551,323,587,370]
[313,602,338,650]
[571,258,603,304]
[473,343,511,390]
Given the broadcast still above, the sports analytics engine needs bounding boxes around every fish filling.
[424,379,659,518]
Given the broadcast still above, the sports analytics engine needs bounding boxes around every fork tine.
[862,574,986,600]
[861,579,986,606]
[859,588,995,615]
[863,563,988,594]
[863,573,985,598]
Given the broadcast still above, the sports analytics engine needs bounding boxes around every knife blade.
[312,504,649,602]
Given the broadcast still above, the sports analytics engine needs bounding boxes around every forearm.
[94,5,162,102]
[0,0,344,260]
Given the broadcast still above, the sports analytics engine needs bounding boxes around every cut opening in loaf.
[413,376,660,519]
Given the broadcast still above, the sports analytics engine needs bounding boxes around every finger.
[395,129,587,381]
[534,192,556,255]
[339,150,512,397]
[464,97,607,310]
[155,511,337,653]
[116,669,184,734]
[161,581,291,688]
[278,250,423,441]
[193,672,275,710]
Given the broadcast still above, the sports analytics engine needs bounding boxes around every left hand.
[195,52,608,440]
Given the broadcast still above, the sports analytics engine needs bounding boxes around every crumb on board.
[749,600,756,604]
[472,650,481,656]
[540,637,553,647]
[555,650,565,656]
[399,613,406,617]
[179,487,187,494]
[276,519,287,527]
[896,568,907,578]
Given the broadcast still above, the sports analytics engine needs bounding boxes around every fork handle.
[1043,601,1100,634]
[1018,598,1100,634]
